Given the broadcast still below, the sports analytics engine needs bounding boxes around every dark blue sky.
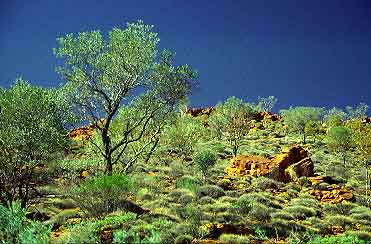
[1,0,371,110]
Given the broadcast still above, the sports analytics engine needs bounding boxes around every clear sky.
[1,0,371,110]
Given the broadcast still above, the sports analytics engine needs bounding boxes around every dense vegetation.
[1,21,371,244]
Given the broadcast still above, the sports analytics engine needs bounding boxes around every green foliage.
[176,175,201,192]
[208,96,254,156]
[197,185,225,199]
[0,201,51,244]
[280,106,324,143]
[69,173,133,216]
[326,126,353,166]
[324,107,346,128]
[55,20,197,174]
[346,102,369,120]
[0,79,68,206]
[255,95,278,112]
[218,233,251,243]
[307,234,366,244]
[174,234,193,244]
[162,115,204,157]
[193,149,217,180]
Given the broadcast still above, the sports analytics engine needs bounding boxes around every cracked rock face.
[225,145,314,182]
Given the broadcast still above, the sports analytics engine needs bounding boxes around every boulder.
[308,184,354,204]
[225,155,271,177]
[285,158,314,182]
[225,145,314,182]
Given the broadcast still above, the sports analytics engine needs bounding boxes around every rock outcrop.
[186,107,215,117]
[308,184,353,204]
[225,145,314,182]
[307,176,354,203]
[254,111,281,123]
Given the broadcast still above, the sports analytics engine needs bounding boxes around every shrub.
[324,215,353,229]
[0,201,51,244]
[290,197,321,215]
[179,194,196,206]
[231,194,255,215]
[307,234,366,244]
[219,233,251,243]
[162,115,203,158]
[176,175,201,192]
[197,185,225,199]
[350,206,371,225]
[271,211,295,221]
[198,196,216,205]
[60,221,99,244]
[169,189,194,203]
[193,149,217,181]
[174,234,193,244]
[322,203,355,216]
[69,173,133,216]
[248,205,272,222]
[285,205,317,220]
[251,177,282,190]
[345,231,371,242]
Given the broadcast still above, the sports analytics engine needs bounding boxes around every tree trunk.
[233,145,238,157]
[102,126,113,176]
[144,137,160,163]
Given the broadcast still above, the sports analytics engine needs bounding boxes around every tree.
[280,106,324,144]
[324,107,346,128]
[54,21,197,175]
[304,120,323,143]
[208,97,254,157]
[326,126,353,168]
[351,123,371,200]
[346,102,369,120]
[193,150,217,182]
[256,96,278,112]
[161,114,203,158]
[0,79,68,207]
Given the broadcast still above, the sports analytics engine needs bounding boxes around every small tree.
[346,102,369,120]
[193,150,217,182]
[326,126,353,168]
[161,114,203,158]
[55,21,196,175]
[0,79,68,207]
[351,123,371,200]
[208,97,254,157]
[280,106,324,144]
[256,96,278,112]
[324,107,346,128]
[304,120,323,143]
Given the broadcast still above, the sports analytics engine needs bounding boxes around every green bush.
[322,203,355,216]
[174,234,193,244]
[285,205,317,220]
[113,228,161,244]
[231,194,255,215]
[198,196,216,205]
[248,205,272,222]
[169,189,194,203]
[197,185,225,199]
[176,175,201,192]
[219,233,251,243]
[251,177,282,190]
[324,215,353,229]
[162,115,203,157]
[307,234,366,244]
[0,201,51,244]
[179,194,196,206]
[69,173,133,216]
[193,149,217,181]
